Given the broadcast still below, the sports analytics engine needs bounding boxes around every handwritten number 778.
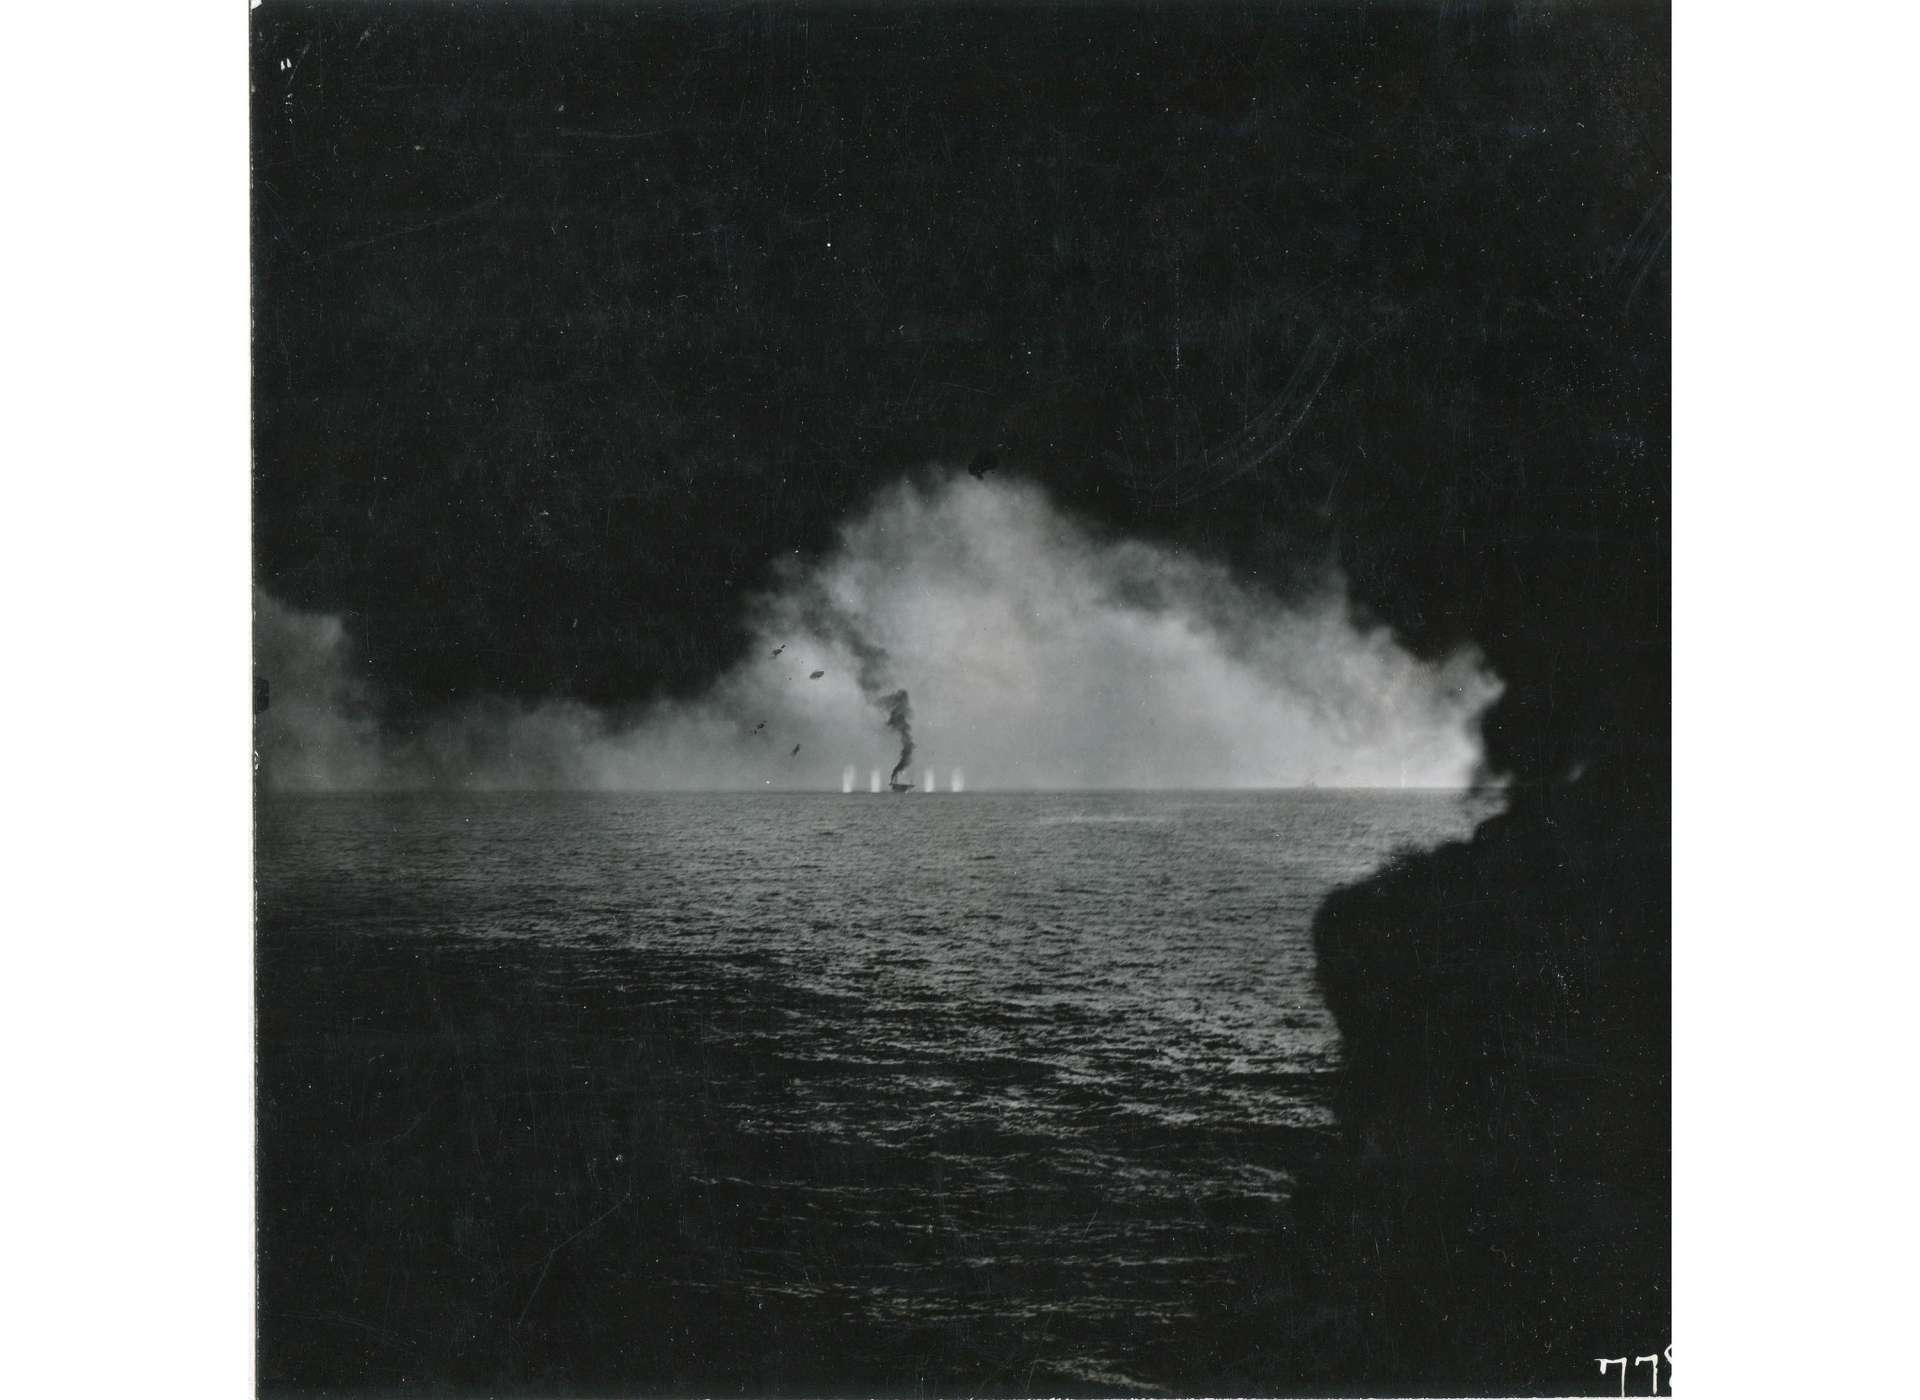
[1597,1346,1672,1396]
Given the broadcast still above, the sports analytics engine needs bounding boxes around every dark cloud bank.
[255,1,1668,1392]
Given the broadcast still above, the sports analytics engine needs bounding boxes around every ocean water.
[257,790,1490,1395]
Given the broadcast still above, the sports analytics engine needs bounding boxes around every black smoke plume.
[880,689,914,784]
[781,561,919,786]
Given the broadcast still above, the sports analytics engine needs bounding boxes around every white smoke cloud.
[256,472,1500,791]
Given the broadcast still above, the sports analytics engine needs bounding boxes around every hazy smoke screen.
[257,473,1499,791]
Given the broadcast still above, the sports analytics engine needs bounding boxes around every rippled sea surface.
[257,790,1487,1395]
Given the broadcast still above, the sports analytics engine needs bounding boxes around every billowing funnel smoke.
[881,688,914,783]
[256,477,1499,793]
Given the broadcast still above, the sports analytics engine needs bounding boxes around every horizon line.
[260,783,1497,797]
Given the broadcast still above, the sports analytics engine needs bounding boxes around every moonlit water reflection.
[257,789,1494,1390]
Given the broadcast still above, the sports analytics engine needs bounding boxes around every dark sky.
[252,1,1668,790]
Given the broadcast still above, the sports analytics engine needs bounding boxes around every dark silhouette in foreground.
[1307,776,1667,1393]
